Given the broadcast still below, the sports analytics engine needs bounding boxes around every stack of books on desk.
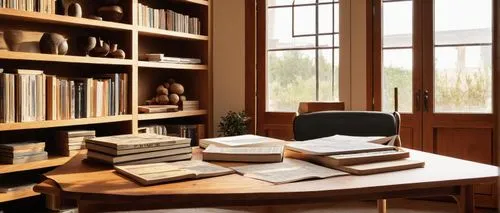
[56,130,96,156]
[85,133,193,165]
[0,141,47,164]
[286,135,425,175]
[201,135,286,163]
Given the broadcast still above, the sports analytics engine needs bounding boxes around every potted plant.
[218,111,250,136]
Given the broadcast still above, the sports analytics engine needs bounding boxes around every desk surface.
[36,148,498,209]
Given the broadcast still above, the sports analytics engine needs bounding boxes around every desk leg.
[457,185,475,213]
[377,199,387,213]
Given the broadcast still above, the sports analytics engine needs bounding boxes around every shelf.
[170,0,209,6]
[138,110,207,121]
[0,187,40,203]
[0,152,79,175]
[0,115,133,131]
[0,51,134,65]
[138,61,208,70]
[138,27,209,41]
[0,8,133,31]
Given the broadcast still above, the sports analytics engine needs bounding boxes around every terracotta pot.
[68,3,82,18]
[3,30,23,51]
[89,38,110,57]
[39,32,68,55]
[98,6,123,22]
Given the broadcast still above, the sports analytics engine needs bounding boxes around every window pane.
[435,0,492,45]
[267,50,316,112]
[267,8,315,49]
[293,6,316,35]
[318,49,339,102]
[434,46,492,113]
[334,3,339,33]
[383,1,412,48]
[268,0,316,7]
[318,34,339,48]
[382,49,413,113]
[319,4,333,34]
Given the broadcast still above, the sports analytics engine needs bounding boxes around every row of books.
[55,130,96,156]
[0,69,128,123]
[0,0,56,14]
[139,124,205,147]
[137,3,202,35]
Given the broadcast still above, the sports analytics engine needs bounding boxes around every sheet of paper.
[170,160,234,177]
[286,139,395,155]
[231,159,347,184]
[204,145,284,155]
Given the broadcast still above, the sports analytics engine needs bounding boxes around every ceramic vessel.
[77,36,97,56]
[108,44,126,59]
[39,33,68,55]
[90,38,110,57]
[3,30,23,51]
[98,6,123,22]
[67,3,82,18]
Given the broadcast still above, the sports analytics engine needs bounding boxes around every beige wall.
[212,0,246,136]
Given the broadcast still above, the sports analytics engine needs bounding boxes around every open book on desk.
[114,160,234,186]
[231,159,348,184]
[285,137,397,156]
[199,134,285,149]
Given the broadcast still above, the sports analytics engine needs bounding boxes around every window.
[434,0,493,113]
[382,0,413,113]
[266,0,340,112]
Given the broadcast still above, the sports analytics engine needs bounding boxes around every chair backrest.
[293,111,400,141]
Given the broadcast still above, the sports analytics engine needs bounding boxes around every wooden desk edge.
[34,179,62,197]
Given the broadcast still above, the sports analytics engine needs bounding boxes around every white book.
[202,145,284,163]
[199,134,285,149]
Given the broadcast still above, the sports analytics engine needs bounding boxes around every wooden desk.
[34,148,498,213]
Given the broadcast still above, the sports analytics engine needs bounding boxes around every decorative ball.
[163,82,170,89]
[170,83,184,95]
[156,85,168,95]
[157,95,169,104]
[180,95,187,102]
[67,3,82,18]
[167,78,176,85]
[39,33,68,55]
[169,94,180,105]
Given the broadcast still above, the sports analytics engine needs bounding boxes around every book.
[114,160,234,185]
[87,147,192,164]
[199,134,285,149]
[86,142,190,156]
[202,145,284,163]
[0,142,45,152]
[0,151,48,164]
[231,159,348,184]
[117,153,193,165]
[138,105,179,113]
[286,148,410,166]
[285,135,396,155]
[337,159,425,175]
[85,134,191,150]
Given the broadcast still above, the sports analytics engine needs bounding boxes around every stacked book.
[0,141,47,164]
[201,135,286,163]
[0,69,128,123]
[137,3,201,35]
[56,130,96,156]
[181,100,199,111]
[285,135,425,175]
[85,133,193,165]
[145,54,201,64]
[139,125,168,136]
[0,0,56,14]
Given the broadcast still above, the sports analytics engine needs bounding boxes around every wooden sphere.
[156,85,168,95]
[157,95,169,104]
[180,95,187,102]
[169,94,180,105]
[170,83,184,95]
[163,82,170,89]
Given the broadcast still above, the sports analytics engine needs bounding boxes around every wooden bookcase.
[0,0,212,205]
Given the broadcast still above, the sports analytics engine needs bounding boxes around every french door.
[374,0,498,207]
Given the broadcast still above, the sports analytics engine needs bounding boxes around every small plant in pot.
[218,111,250,136]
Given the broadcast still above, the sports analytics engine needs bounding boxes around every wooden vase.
[68,3,83,18]
[39,33,68,55]
[3,30,23,51]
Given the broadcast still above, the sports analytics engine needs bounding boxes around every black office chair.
[292,111,401,213]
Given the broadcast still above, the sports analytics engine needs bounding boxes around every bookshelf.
[0,0,212,205]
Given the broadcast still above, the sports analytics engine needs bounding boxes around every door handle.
[415,90,421,111]
[423,90,430,112]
